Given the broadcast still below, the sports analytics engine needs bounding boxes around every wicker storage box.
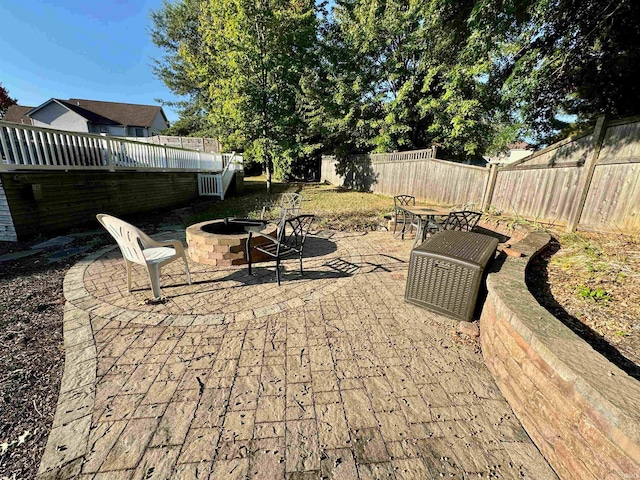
[405,230,499,321]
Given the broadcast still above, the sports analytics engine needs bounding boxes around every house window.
[135,128,144,137]
[100,125,109,134]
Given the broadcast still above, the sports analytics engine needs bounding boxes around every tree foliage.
[467,0,640,142]
[306,0,496,157]
[0,83,16,118]
[152,0,318,189]
[151,0,214,138]
[152,0,640,173]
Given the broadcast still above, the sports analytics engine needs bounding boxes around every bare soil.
[527,230,640,379]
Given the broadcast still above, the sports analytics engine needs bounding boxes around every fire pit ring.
[186,218,278,266]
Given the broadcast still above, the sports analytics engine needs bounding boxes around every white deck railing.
[0,120,240,173]
[198,154,243,200]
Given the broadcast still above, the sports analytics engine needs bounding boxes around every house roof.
[57,100,121,126]
[507,141,533,150]
[2,105,34,125]
[67,99,167,127]
[26,98,167,128]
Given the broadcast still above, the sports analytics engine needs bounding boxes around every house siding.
[0,176,17,242]
[31,102,89,132]
[126,126,148,137]
[149,112,169,136]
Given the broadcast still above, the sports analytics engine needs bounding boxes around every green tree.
[328,0,433,153]
[312,0,498,158]
[300,2,383,157]
[159,100,212,137]
[170,0,318,190]
[151,0,214,137]
[0,83,16,118]
[467,0,640,141]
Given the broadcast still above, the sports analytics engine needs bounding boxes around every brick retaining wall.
[480,232,640,479]
[1,171,200,240]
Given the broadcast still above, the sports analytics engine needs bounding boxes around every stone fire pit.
[186,218,278,267]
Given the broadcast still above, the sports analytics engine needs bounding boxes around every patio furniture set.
[393,195,482,247]
[97,193,313,299]
[96,192,498,323]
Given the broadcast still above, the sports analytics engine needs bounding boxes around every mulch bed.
[1,254,68,478]
[527,231,640,379]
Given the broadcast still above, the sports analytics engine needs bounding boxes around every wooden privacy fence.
[321,149,489,209]
[123,135,221,153]
[0,120,234,173]
[321,115,640,234]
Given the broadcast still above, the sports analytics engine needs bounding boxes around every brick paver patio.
[39,230,558,479]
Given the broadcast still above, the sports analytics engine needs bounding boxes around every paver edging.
[480,232,640,479]
[36,303,97,478]
[37,245,136,478]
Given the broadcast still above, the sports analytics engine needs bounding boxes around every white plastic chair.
[96,214,191,300]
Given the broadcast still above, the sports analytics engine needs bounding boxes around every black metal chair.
[441,210,482,232]
[419,210,482,244]
[393,195,415,234]
[246,213,315,286]
[260,192,303,221]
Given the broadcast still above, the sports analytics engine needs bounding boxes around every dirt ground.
[527,230,640,378]
[1,252,73,479]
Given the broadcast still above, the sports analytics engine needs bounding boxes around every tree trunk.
[265,152,272,193]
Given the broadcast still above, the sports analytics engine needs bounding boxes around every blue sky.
[0,0,181,122]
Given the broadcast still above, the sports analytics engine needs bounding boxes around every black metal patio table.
[397,205,452,247]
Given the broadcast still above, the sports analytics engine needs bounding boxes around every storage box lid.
[415,230,499,268]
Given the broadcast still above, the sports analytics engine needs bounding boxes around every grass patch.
[299,183,394,231]
[186,176,296,225]
[186,178,396,232]
[550,232,629,278]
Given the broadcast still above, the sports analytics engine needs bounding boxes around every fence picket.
[43,132,54,165]
[0,121,234,173]
[17,129,30,165]
[0,126,12,163]
[320,120,640,235]
[7,129,21,164]
[25,129,38,165]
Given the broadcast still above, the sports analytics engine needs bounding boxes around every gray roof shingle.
[65,98,165,127]
[2,105,34,124]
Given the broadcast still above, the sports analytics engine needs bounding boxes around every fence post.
[481,163,499,212]
[218,175,225,201]
[566,115,607,232]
